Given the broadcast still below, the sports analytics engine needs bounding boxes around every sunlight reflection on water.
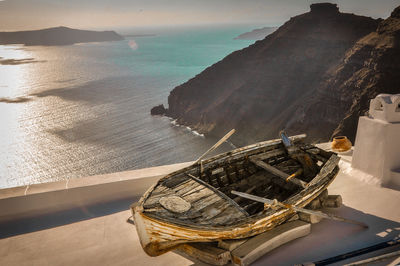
[0,45,33,98]
[0,27,254,188]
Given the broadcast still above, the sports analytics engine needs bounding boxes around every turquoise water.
[0,25,256,188]
[115,25,255,93]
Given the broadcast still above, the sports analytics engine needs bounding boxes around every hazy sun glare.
[0,46,34,98]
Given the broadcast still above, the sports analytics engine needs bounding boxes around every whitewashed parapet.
[0,162,192,223]
[352,93,400,188]
[369,93,400,123]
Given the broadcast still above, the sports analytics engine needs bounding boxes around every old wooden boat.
[131,134,340,256]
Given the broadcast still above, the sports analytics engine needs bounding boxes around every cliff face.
[0,26,123,46]
[286,5,400,142]
[166,3,379,145]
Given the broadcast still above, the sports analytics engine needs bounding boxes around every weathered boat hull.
[132,186,329,256]
[131,134,340,256]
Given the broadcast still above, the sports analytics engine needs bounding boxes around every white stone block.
[369,94,400,123]
[352,107,400,187]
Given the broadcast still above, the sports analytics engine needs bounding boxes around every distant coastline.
[0,25,252,188]
[0,26,124,46]
[123,34,156,38]
[234,26,277,40]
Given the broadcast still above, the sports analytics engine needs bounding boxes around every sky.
[0,0,399,31]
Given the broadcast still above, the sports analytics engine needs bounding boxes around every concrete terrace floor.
[1,145,400,266]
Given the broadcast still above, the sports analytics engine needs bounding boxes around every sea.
[0,25,258,188]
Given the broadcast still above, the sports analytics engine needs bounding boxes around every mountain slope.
[286,5,400,142]
[165,3,379,145]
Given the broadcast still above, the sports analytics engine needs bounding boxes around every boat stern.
[131,204,182,256]
[131,204,161,256]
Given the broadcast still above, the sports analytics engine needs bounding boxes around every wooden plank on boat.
[232,190,368,228]
[249,158,307,188]
[307,154,340,188]
[177,243,231,266]
[198,134,306,173]
[306,198,322,210]
[288,214,300,222]
[250,149,286,162]
[231,220,311,266]
[318,189,328,201]
[186,173,249,217]
[218,239,248,251]
[250,158,288,178]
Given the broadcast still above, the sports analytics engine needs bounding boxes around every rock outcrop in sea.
[150,104,167,116]
[0,26,123,46]
[158,3,383,145]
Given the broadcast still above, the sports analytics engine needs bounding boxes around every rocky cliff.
[163,3,380,145]
[0,26,123,46]
[286,5,400,142]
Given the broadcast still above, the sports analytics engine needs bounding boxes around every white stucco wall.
[352,116,400,187]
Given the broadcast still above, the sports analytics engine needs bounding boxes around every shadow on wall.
[170,204,400,265]
[384,180,400,192]
[0,197,140,239]
[1,201,399,265]
[251,205,400,265]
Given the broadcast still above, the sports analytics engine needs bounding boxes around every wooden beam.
[321,195,342,208]
[218,239,248,251]
[231,221,311,266]
[187,173,249,217]
[249,149,285,162]
[195,134,306,174]
[231,191,369,228]
[177,243,231,266]
[249,158,307,188]
[195,129,235,163]
[307,154,340,187]
[306,198,322,210]
[299,213,322,224]
[318,189,329,201]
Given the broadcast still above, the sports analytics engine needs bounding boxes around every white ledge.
[0,161,192,223]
